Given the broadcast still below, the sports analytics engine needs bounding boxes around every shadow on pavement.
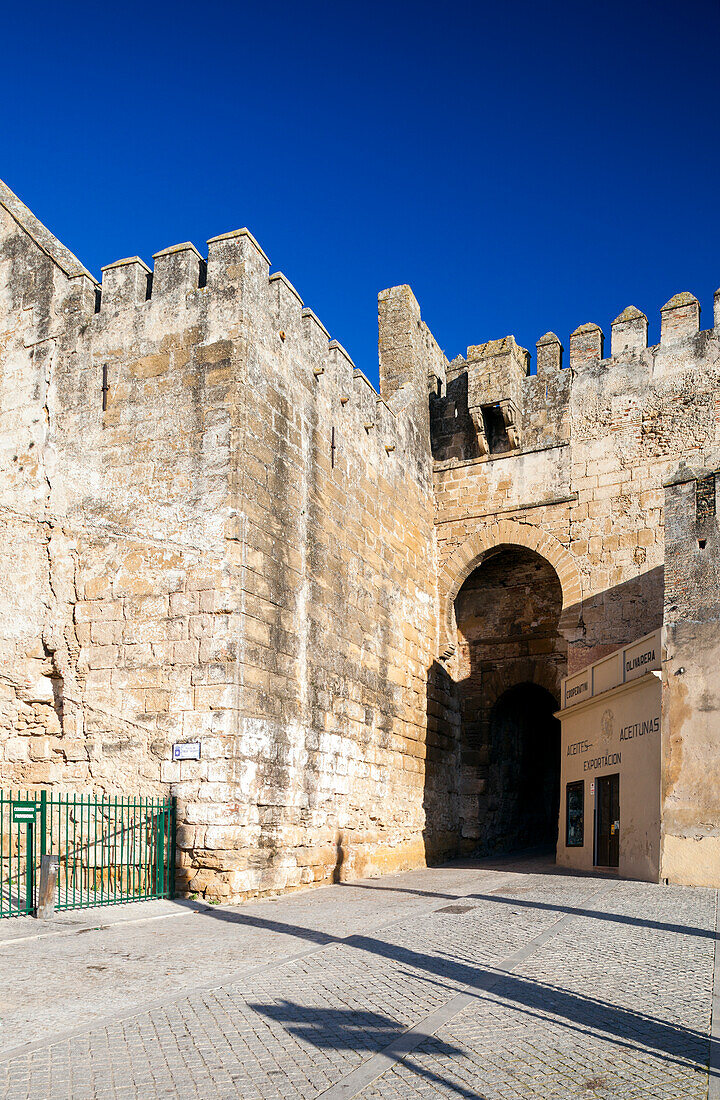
[463,888,718,941]
[201,870,717,1082]
[249,1000,487,1099]
[334,855,716,942]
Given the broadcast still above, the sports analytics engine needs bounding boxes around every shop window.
[566,781,584,847]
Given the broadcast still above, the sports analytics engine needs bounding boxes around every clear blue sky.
[3,1,719,383]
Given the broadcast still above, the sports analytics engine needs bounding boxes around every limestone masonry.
[1,178,718,897]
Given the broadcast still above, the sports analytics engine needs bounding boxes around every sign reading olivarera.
[625,647,656,674]
[563,631,661,707]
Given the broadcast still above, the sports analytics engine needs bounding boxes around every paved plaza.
[0,857,717,1099]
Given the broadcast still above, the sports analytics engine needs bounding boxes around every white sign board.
[173,741,201,761]
[592,652,621,696]
[563,671,590,708]
[622,630,661,683]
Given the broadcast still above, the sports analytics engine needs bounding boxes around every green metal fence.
[0,790,176,919]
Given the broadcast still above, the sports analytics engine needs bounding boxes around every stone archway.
[450,536,570,854]
[438,520,582,661]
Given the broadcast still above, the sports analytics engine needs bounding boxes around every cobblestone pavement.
[0,857,717,1098]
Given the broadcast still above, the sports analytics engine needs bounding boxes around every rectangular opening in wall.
[481,404,512,454]
[566,781,584,847]
[594,773,619,867]
[696,475,717,522]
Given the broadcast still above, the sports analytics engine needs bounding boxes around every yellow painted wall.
[557,668,661,882]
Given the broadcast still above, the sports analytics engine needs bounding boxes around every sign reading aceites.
[173,742,201,761]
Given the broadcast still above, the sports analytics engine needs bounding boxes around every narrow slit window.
[696,475,716,523]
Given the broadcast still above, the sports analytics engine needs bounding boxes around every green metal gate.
[0,791,176,918]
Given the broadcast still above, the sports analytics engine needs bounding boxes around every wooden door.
[595,774,620,868]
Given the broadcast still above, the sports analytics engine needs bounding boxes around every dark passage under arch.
[453,545,566,855]
[487,683,560,853]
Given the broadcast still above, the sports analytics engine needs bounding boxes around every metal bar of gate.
[0,790,176,918]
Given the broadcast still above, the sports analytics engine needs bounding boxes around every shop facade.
[556,630,662,882]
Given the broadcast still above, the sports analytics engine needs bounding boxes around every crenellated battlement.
[0,180,443,899]
[610,307,647,356]
[0,171,434,476]
[100,256,153,307]
[4,171,719,482]
[0,180,446,585]
[19,216,429,470]
[430,284,720,465]
[4,178,720,899]
[152,242,206,296]
[269,271,304,338]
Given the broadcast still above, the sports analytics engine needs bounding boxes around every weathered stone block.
[2,177,720,903]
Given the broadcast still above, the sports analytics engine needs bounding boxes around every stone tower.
[0,178,718,894]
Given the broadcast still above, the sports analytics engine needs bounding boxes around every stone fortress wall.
[429,289,720,866]
[0,178,717,895]
[0,182,447,899]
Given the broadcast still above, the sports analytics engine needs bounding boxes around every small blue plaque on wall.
[173,742,201,761]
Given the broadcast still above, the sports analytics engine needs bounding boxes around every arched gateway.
[440,523,582,854]
[439,520,583,657]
